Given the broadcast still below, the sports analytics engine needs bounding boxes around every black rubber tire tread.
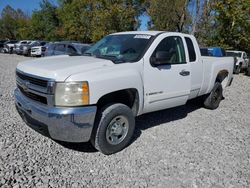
[91,103,135,155]
[204,82,223,110]
[246,66,250,76]
[235,65,241,74]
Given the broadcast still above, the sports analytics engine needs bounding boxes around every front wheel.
[91,103,135,155]
[203,82,223,110]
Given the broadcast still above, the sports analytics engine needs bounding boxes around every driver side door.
[143,34,191,113]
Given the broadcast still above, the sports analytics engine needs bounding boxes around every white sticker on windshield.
[134,35,152,39]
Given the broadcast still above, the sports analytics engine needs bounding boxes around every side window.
[152,36,186,65]
[55,44,66,52]
[48,44,55,51]
[68,45,77,54]
[185,37,196,62]
[32,42,39,47]
[81,46,90,54]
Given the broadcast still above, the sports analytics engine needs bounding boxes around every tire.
[9,47,13,54]
[235,65,241,74]
[203,82,223,110]
[91,103,135,155]
[245,65,250,76]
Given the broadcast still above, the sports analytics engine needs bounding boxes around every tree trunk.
[191,0,200,35]
[178,0,190,32]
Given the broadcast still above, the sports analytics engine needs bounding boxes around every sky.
[0,0,151,31]
[0,0,58,14]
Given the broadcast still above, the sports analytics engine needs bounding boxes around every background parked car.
[0,39,9,52]
[226,50,249,74]
[20,41,44,56]
[14,40,30,55]
[30,41,48,57]
[2,40,18,53]
[44,42,90,56]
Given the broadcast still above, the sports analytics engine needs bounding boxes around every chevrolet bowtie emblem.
[22,81,30,92]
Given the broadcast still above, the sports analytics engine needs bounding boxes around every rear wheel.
[91,103,135,155]
[235,64,241,74]
[27,49,31,57]
[203,82,223,110]
[247,66,250,76]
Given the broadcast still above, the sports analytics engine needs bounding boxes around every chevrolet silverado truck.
[15,31,234,155]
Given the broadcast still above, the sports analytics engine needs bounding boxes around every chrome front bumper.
[14,88,97,142]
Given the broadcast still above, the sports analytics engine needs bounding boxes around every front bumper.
[14,88,97,142]
[16,49,22,54]
[22,49,29,55]
[31,51,42,56]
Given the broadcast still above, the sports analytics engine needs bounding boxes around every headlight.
[55,82,89,106]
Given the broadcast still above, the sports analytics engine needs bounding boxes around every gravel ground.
[0,53,250,188]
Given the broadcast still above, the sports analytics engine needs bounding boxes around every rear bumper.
[14,88,97,142]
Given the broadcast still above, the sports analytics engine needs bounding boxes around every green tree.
[29,0,59,40]
[91,0,141,41]
[145,0,190,32]
[0,5,30,39]
[16,9,31,39]
[212,0,250,53]
[57,0,95,42]
[195,0,216,46]
[0,5,19,39]
[57,0,143,42]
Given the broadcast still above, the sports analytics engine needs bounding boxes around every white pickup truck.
[15,31,234,154]
[226,50,249,74]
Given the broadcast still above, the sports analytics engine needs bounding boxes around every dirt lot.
[0,54,250,187]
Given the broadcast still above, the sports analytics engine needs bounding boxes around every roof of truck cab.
[111,31,164,36]
[111,31,195,37]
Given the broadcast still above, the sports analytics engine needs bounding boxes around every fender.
[67,61,145,115]
[206,59,233,93]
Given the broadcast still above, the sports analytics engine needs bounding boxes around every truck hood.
[17,55,114,81]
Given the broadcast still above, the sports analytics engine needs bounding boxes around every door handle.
[179,70,190,76]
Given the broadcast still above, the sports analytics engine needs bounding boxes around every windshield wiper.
[96,54,126,64]
[82,52,93,56]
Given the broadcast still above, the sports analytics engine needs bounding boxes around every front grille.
[32,48,39,52]
[18,85,47,105]
[16,71,48,87]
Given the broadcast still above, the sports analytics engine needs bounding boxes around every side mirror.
[151,51,171,66]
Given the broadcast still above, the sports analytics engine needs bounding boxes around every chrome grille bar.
[16,69,55,106]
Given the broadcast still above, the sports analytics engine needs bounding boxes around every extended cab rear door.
[143,33,191,113]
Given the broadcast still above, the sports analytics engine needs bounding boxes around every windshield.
[73,44,90,54]
[84,34,153,63]
[5,41,17,44]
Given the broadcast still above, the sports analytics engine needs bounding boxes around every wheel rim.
[106,115,129,145]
